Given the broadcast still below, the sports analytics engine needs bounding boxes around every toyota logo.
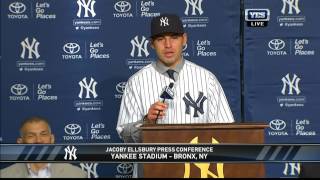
[63,43,80,54]
[269,119,286,131]
[9,2,26,14]
[268,39,285,51]
[11,84,28,96]
[114,1,131,13]
[117,163,133,174]
[116,82,126,94]
[64,124,81,135]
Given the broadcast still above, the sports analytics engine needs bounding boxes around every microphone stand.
[155,99,166,123]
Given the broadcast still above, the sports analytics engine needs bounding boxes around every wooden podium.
[140,123,268,178]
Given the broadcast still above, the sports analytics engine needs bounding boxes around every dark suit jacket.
[300,163,320,178]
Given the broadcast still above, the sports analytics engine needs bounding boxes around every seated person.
[0,116,87,178]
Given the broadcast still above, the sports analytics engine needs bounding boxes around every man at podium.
[116,13,234,178]
[116,13,234,144]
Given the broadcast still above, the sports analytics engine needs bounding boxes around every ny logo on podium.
[184,137,224,178]
[283,163,300,176]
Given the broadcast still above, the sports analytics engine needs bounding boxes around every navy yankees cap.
[150,14,184,38]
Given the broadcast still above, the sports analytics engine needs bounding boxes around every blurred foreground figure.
[0,116,87,178]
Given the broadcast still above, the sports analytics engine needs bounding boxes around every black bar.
[1,144,320,163]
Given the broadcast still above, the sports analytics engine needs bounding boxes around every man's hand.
[145,101,168,124]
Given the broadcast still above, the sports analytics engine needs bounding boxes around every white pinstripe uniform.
[117,59,234,140]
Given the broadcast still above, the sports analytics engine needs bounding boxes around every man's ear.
[183,33,188,46]
[150,41,155,49]
[17,138,23,144]
[50,134,55,144]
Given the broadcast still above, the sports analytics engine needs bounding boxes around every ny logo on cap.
[160,17,169,27]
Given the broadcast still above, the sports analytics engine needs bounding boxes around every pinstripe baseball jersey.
[117,59,234,131]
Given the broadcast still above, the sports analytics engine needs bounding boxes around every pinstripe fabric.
[117,59,234,131]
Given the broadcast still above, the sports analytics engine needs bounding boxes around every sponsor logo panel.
[277,0,305,27]
[73,0,101,31]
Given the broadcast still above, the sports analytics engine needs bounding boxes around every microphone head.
[160,84,174,99]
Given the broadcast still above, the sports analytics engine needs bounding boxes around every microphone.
[160,83,174,100]
[155,82,174,122]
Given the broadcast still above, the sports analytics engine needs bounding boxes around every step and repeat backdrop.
[0,0,319,178]
[244,0,320,177]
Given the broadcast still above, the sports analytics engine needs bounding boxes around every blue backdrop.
[1,0,241,178]
[244,0,320,177]
[1,0,318,178]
